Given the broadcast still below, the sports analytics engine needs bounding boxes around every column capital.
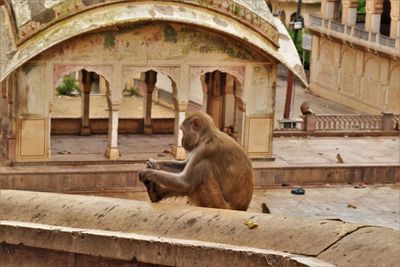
[342,0,359,8]
[173,99,188,112]
[145,70,157,86]
[366,0,384,14]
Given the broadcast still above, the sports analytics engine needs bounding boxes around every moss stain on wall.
[103,32,116,49]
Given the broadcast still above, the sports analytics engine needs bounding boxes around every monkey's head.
[180,112,217,151]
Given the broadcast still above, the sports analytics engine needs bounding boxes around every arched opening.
[333,0,342,22]
[118,69,176,158]
[51,69,110,159]
[380,0,391,36]
[195,70,245,144]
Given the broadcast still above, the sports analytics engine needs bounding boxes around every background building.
[307,0,400,114]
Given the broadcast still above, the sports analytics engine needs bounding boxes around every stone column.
[390,0,400,38]
[80,70,94,136]
[342,0,359,26]
[321,0,340,19]
[143,70,157,135]
[365,0,384,33]
[172,101,188,160]
[223,75,235,129]
[105,102,120,160]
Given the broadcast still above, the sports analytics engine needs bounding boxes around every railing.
[308,15,398,55]
[309,15,322,26]
[330,20,345,33]
[315,115,382,131]
[379,35,396,48]
[300,113,399,132]
[356,13,366,23]
[370,32,377,42]
[353,27,369,40]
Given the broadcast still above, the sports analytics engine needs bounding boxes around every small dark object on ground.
[291,187,305,195]
[354,184,365,189]
[261,203,270,214]
[347,203,357,209]
[163,149,170,154]
[281,183,290,187]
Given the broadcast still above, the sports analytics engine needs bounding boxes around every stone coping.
[0,220,332,267]
[1,190,399,266]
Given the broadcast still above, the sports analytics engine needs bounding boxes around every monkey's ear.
[191,117,201,131]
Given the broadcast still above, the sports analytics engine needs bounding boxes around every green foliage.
[357,0,366,13]
[123,85,138,96]
[288,28,310,69]
[56,76,80,96]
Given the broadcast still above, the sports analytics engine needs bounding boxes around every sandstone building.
[0,0,306,162]
[308,0,400,114]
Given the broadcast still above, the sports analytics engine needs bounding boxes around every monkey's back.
[204,131,254,210]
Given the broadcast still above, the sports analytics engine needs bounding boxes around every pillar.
[390,0,400,38]
[206,71,226,130]
[143,70,157,135]
[321,0,340,19]
[80,70,94,136]
[223,75,235,129]
[105,102,120,160]
[172,101,187,160]
[342,0,359,26]
[365,0,384,32]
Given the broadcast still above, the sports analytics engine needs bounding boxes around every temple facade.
[0,0,306,162]
[308,0,400,114]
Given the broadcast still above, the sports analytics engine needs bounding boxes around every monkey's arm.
[146,158,187,173]
[139,169,190,193]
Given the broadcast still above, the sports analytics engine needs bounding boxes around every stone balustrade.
[308,15,399,57]
[303,112,398,132]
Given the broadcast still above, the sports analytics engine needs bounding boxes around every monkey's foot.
[142,180,162,203]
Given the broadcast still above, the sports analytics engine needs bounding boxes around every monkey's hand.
[138,169,151,183]
[138,170,163,203]
[146,158,161,170]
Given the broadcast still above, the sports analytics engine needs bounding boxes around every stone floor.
[49,134,400,167]
[104,186,400,230]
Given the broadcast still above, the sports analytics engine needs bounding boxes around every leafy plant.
[56,76,80,96]
[123,85,138,96]
[357,0,366,13]
[288,28,311,70]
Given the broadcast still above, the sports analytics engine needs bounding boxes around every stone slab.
[0,190,360,257]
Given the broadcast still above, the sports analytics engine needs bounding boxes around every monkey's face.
[180,122,200,152]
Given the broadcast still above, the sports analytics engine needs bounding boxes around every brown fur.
[138,112,253,211]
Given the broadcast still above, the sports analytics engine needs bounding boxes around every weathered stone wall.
[309,35,400,114]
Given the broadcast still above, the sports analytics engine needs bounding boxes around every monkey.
[336,153,344,163]
[261,202,270,214]
[138,112,254,211]
[300,101,314,115]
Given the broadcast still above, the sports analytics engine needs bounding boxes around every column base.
[105,146,119,160]
[172,145,186,160]
[80,127,91,136]
[143,126,152,135]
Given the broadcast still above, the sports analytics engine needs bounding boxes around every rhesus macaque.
[300,101,314,115]
[138,112,253,211]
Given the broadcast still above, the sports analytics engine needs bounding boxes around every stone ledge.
[1,190,399,266]
[0,221,331,267]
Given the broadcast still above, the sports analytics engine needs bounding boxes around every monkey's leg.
[144,181,185,202]
[191,178,231,209]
